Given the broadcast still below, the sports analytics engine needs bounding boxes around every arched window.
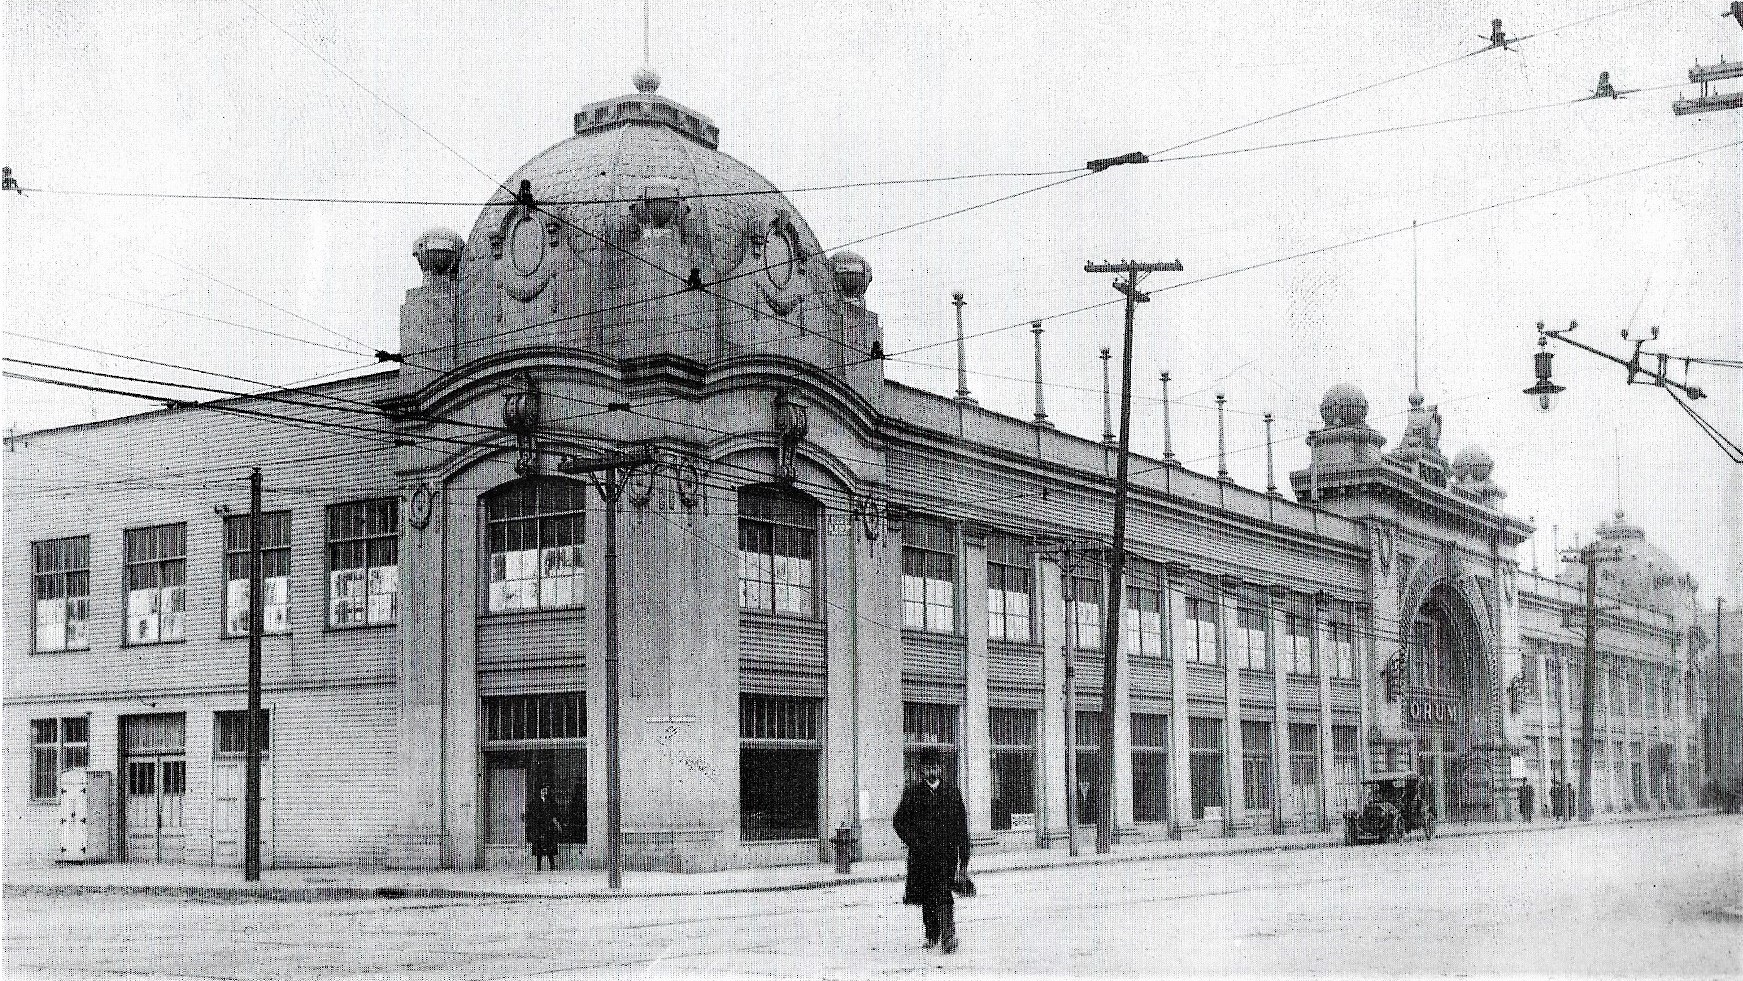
[737,486,818,617]
[485,478,586,613]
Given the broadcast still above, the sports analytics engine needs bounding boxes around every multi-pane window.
[328,499,399,627]
[214,709,273,755]
[1074,710,1104,825]
[1521,653,1540,697]
[1067,572,1104,652]
[32,536,90,652]
[1288,722,1320,808]
[738,487,817,616]
[1189,716,1224,820]
[30,717,89,801]
[903,702,960,787]
[1132,713,1169,824]
[1234,600,1268,671]
[1123,561,1165,659]
[740,694,820,841]
[1329,604,1358,679]
[223,512,291,636]
[989,707,1036,831]
[986,535,1032,644]
[1411,618,1454,692]
[1332,723,1361,810]
[482,693,587,846]
[1283,599,1313,676]
[1546,658,1564,712]
[124,524,186,644]
[1175,595,1219,665]
[486,479,585,613]
[901,517,956,633]
[1242,719,1275,812]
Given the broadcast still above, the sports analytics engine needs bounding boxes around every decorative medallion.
[408,483,436,530]
[754,211,809,315]
[489,180,565,302]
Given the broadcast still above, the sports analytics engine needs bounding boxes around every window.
[1075,711,1104,825]
[1242,719,1275,812]
[1234,600,1268,672]
[124,524,186,644]
[1568,656,1584,709]
[738,487,817,616]
[1521,652,1540,697]
[1329,605,1358,679]
[486,479,584,614]
[1174,595,1219,665]
[989,707,1036,831]
[214,710,272,755]
[482,693,587,845]
[223,512,291,636]
[903,702,961,787]
[1132,713,1169,823]
[1123,562,1165,658]
[1288,722,1320,803]
[901,517,956,633]
[986,535,1032,644]
[328,499,399,627]
[1546,658,1564,711]
[1189,716,1224,820]
[740,694,820,841]
[32,536,90,652]
[1645,666,1659,717]
[1283,600,1313,676]
[1067,572,1103,652]
[30,717,89,801]
[1332,724,1361,810]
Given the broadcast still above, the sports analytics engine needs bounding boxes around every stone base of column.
[1170,820,1199,841]
[1226,818,1256,837]
[388,832,447,870]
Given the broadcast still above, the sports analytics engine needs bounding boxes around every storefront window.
[989,708,1036,831]
[1242,719,1275,812]
[1189,716,1224,820]
[903,702,960,787]
[740,694,820,841]
[1132,713,1169,823]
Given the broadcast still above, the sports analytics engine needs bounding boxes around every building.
[4,75,1709,872]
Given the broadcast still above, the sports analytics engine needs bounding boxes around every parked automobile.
[1343,771,1436,844]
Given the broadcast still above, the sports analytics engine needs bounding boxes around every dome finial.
[633,68,660,94]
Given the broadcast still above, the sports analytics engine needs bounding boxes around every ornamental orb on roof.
[1320,383,1369,428]
[830,250,872,300]
[413,228,464,281]
[1452,446,1494,483]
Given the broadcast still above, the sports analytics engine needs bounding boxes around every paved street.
[8,816,1740,979]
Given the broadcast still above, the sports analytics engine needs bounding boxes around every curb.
[3,810,1716,903]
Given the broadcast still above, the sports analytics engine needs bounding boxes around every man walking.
[1518,779,1535,822]
[893,749,970,954]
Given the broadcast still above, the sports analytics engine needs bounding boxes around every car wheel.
[1424,817,1436,840]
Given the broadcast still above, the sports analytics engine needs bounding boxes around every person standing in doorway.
[893,748,970,954]
[1518,780,1535,822]
[526,783,563,872]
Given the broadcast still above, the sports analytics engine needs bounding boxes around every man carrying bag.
[893,749,971,954]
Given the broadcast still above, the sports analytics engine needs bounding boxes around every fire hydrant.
[832,823,855,874]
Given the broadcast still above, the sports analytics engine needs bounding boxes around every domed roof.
[1560,510,1696,607]
[1320,383,1369,427]
[1451,445,1493,482]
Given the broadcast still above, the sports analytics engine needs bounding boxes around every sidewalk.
[4,808,1712,903]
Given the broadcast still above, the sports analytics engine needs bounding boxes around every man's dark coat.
[892,779,970,905]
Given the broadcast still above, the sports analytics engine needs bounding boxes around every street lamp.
[1523,324,1566,412]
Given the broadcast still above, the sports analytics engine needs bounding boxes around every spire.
[1411,218,1422,403]
[1264,411,1277,495]
[1160,371,1175,464]
[952,292,975,404]
[1031,321,1051,426]
[1216,392,1229,481]
[1100,348,1114,445]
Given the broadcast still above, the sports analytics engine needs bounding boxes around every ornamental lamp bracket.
[502,372,542,476]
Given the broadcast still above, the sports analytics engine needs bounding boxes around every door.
[212,761,274,867]
[485,766,529,869]
[120,714,187,863]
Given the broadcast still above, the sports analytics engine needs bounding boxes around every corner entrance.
[1403,587,1499,823]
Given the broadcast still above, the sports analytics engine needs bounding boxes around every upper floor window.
[1329,604,1358,679]
[328,499,398,627]
[1175,594,1220,665]
[1521,652,1541,696]
[738,486,816,617]
[33,536,90,652]
[901,517,956,634]
[1234,598,1268,671]
[1066,570,1103,652]
[1283,599,1313,676]
[986,534,1032,644]
[223,512,291,636]
[125,524,186,644]
[486,479,585,613]
[1123,561,1164,658]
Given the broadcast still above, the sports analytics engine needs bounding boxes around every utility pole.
[1565,540,1622,821]
[244,467,263,882]
[1718,596,1727,786]
[558,449,655,890]
[1084,258,1184,853]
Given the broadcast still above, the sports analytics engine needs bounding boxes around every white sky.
[4,0,1740,596]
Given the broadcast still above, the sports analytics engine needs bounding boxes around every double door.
[121,713,187,863]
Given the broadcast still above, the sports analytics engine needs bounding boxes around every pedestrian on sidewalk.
[893,749,970,955]
[1518,780,1535,822]
[527,784,563,872]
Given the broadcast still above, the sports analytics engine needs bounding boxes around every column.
[1672,654,1690,808]
[856,516,906,859]
[392,473,453,869]
[1166,568,1194,839]
[1112,573,1135,838]
[1536,653,1552,817]
[961,529,994,845]
[1316,595,1336,829]
[1038,555,1070,848]
[1219,578,1248,835]
[1355,603,1375,781]
[1269,587,1293,834]
[1557,653,1574,814]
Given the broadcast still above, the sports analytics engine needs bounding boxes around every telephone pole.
[244,467,263,882]
[1564,540,1622,821]
[1718,596,1727,786]
[1084,258,1183,853]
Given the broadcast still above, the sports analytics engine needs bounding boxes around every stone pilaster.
[1269,588,1292,834]
[1037,556,1070,848]
[962,531,994,845]
[1167,572,1194,839]
[1219,579,1249,835]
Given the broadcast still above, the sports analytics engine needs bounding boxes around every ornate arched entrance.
[1403,583,1501,822]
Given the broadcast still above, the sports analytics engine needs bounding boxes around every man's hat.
[914,748,943,766]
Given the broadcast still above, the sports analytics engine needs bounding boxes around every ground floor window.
[1074,710,1104,826]
[1288,722,1320,821]
[903,702,961,787]
[1189,716,1224,820]
[989,707,1036,831]
[1132,713,1169,824]
[481,693,587,848]
[30,716,90,801]
[1242,719,1275,813]
[1332,723,1360,811]
[740,694,820,841]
